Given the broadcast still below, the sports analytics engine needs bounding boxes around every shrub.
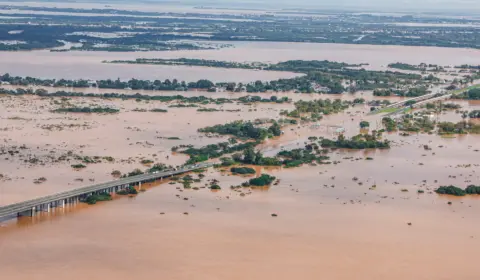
[150,108,168,113]
[248,174,276,186]
[84,193,112,204]
[359,121,370,128]
[117,186,138,195]
[220,157,236,166]
[465,185,480,194]
[231,167,256,175]
[435,185,466,196]
[53,107,119,114]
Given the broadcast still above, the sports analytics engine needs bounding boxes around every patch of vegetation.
[53,107,119,113]
[168,104,198,108]
[197,108,221,112]
[117,186,138,195]
[148,163,169,173]
[83,193,112,204]
[435,185,466,196]
[469,110,480,118]
[109,58,265,69]
[248,174,276,187]
[121,168,144,178]
[382,117,397,132]
[277,146,329,168]
[388,62,423,71]
[396,114,435,133]
[359,121,370,128]
[457,88,480,100]
[283,99,351,119]
[150,108,168,113]
[320,133,390,149]
[71,164,87,169]
[437,122,469,135]
[198,121,282,140]
[465,185,480,194]
[180,141,259,164]
[231,167,256,175]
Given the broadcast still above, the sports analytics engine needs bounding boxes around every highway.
[375,83,479,117]
[0,162,213,219]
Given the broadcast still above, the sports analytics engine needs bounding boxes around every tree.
[469,110,480,118]
[405,100,417,106]
[248,174,276,186]
[359,121,370,128]
[254,151,263,164]
[268,122,282,136]
[243,146,256,164]
[232,153,243,162]
[226,82,236,91]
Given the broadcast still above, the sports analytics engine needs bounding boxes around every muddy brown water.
[1,53,480,279]
[0,42,479,81]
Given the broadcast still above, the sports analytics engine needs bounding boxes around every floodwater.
[0,42,479,82]
[0,50,300,82]
[0,93,479,280]
[1,39,480,280]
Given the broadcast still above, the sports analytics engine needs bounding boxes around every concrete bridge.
[0,162,213,220]
[369,92,442,115]
[384,93,455,117]
[371,83,479,116]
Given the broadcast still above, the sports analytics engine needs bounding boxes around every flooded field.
[0,96,479,279]
[0,42,480,81]
[1,25,480,280]
[0,50,299,82]
[1,107,480,280]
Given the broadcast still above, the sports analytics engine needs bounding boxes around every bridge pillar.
[18,206,37,217]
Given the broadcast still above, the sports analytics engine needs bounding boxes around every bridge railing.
[0,163,213,218]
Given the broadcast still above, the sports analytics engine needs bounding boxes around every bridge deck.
[0,163,212,219]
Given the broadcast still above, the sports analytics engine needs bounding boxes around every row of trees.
[373,86,429,97]
[0,88,287,107]
[0,57,429,95]
[53,107,119,114]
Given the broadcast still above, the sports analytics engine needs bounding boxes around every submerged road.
[0,162,213,220]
